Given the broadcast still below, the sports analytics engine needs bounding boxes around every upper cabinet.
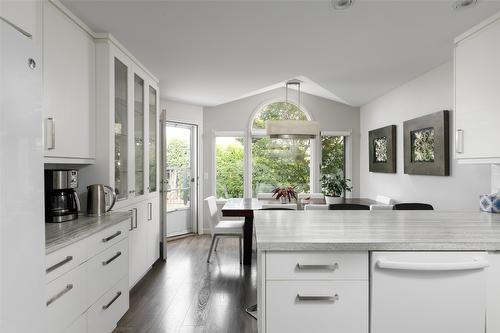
[42,0,95,163]
[0,0,37,38]
[454,13,500,163]
[79,37,160,206]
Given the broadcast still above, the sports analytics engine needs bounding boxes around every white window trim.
[212,130,246,199]
[211,106,352,199]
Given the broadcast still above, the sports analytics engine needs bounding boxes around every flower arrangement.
[272,186,297,203]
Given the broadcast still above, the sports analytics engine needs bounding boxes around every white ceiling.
[62,0,500,107]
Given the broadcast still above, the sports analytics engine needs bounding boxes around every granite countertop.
[45,211,132,254]
[254,210,500,251]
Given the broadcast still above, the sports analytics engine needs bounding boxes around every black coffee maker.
[45,170,81,223]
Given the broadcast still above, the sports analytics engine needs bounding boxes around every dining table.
[221,197,380,265]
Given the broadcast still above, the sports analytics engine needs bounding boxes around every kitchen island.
[254,210,500,333]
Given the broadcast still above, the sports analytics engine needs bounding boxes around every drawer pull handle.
[102,230,122,243]
[376,258,489,271]
[46,284,73,306]
[296,293,339,302]
[102,251,122,266]
[102,291,122,310]
[296,263,339,271]
[46,256,73,274]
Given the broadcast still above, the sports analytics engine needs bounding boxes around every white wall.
[161,99,205,233]
[360,62,491,211]
[202,87,360,230]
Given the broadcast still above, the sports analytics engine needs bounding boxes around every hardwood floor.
[114,235,258,333]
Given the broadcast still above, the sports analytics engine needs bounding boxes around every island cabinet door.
[371,252,488,333]
[266,280,368,333]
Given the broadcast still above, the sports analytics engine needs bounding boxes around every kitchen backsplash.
[492,165,500,194]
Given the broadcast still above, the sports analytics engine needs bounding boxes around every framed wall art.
[369,125,396,173]
[403,110,450,176]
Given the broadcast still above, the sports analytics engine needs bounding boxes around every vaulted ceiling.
[63,0,500,107]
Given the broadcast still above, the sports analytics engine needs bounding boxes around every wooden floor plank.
[114,235,257,333]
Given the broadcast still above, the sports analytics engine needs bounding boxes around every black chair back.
[393,203,434,210]
[260,208,296,210]
[328,204,370,210]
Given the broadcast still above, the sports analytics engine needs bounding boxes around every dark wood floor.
[113,235,258,333]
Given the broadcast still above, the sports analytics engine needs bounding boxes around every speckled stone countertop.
[254,210,500,251]
[45,211,132,254]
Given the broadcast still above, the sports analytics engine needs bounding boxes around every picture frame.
[403,110,450,176]
[369,125,396,173]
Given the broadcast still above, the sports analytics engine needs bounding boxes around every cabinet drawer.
[87,277,129,333]
[46,239,87,283]
[266,280,368,333]
[87,238,128,307]
[46,263,87,333]
[266,251,368,280]
[87,220,129,258]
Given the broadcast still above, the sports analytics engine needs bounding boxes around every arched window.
[250,101,312,195]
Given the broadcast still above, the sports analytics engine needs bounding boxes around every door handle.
[376,258,489,271]
[148,202,152,221]
[129,209,134,231]
[133,208,138,229]
[456,129,464,154]
[45,118,55,150]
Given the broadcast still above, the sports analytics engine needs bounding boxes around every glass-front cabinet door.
[114,58,128,200]
[148,86,158,193]
[134,74,145,197]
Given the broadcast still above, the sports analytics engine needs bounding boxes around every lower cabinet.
[45,219,130,333]
[120,195,161,288]
[260,251,369,333]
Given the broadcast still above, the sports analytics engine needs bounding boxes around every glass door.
[114,58,128,200]
[134,74,145,197]
[163,122,198,238]
[148,86,157,193]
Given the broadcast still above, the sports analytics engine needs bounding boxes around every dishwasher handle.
[376,258,489,271]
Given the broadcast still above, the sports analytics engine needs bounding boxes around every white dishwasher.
[371,252,489,333]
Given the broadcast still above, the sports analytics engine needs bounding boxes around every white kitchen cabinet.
[371,252,488,333]
[42,0,95,162]
[259,251,369,333]
[454,13,500,163]
[45,219,130,333]
[0,0,37,38]
[78,36,159,204]
[123,196,160,288]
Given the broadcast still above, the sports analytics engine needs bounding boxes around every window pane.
[166,126,191,210]
[215,137,244,199]
[321,135,345,177]
[252,137,310,195]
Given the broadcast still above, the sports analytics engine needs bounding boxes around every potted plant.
[320,173,352,204]
[272,186,297,203]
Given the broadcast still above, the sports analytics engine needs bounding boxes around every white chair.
[370,204,394,210]
[304,204,328,210]
[205,196,244,264]
[261,203,297,210]
[375,195,394,205]
[257,192,274,200]
[298,193,324,201]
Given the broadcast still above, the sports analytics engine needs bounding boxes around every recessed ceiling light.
[332,0,354,10]
[454,0,478,10]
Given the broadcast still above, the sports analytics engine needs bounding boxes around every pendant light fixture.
[265,80,320,139]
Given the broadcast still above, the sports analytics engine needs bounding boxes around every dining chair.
[257,193,274,200]
[329,203,370,210]
[261,203,297,210]
[304,204,328,210]
[393,203,434,210]
[375,195,394,205]
[370,204,394,210]
[298,192,325,201]
[205,196,244,264]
